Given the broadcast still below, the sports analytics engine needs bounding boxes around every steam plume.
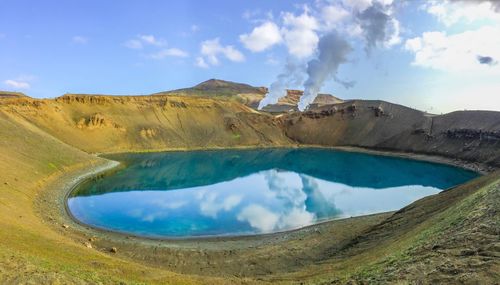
[258,59,305,109]
[356,2,393,53]
[297,32,352,111]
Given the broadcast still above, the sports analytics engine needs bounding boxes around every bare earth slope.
[283,100,500,168]
[0,91,498,284]
[0,107,209,284]
[1,94,292,153]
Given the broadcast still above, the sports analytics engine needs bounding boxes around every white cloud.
[138,34,166,46]
[405,26,500,73]
[199,192,243,218]
[385,18,401,47]
[195,57,209,68]
[240,21,282,52]
[124,34,167,49]
[343,0,374,11]
[191,24,199,32]
[321,5,350,29]
[72,36,88,44]
[282,10,319,58]
[423,0,500,26]
[4,79,30,89]
[198,38,245,67]
[124,34,187,60]
[151,200,187,209]
[278,207,315,229]
[124,39,143,49]
[149,48,189,59]
[3,75,35,90]
[237,204,279,233]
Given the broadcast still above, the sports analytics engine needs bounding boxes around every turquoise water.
[68,148,478,238]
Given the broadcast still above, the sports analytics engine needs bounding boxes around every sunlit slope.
[281,169,500,284]
[0,106,239,284]
[0,111,159,283]
[2,94,292,153]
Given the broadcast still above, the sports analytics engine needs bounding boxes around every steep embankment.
[283,100,500,168]
[0,106,210,284]
[1,94,292,153]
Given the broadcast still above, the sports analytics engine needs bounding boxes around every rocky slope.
[283,100,500,168]
[0,94,292,153]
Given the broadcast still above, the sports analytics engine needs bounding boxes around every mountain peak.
[156,79,266,96]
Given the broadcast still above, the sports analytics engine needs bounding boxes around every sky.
[1,0,499,113]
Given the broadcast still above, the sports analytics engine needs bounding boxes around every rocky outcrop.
[139,128,158,139]
[283,100,500,167]
[444,129,500,141]
[261,90,343,113]
[76,113,125,131]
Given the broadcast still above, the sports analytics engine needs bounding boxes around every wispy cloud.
[197,38,245,68]
[3,75,36,90]
[124,34,167,49]
[124,39,143,49]
[149,48,189,59]
[138,34,166,46]
[195,57,209,68]
[72,36,88,44]
[125,34,188,61]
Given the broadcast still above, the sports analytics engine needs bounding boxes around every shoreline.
[47,145,487,244]
[97,144,494,175]
[33,145,496,278]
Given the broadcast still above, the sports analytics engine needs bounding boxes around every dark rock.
[431,244,442,251]
[460,249,476,256]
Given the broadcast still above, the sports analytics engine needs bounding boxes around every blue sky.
[1,0,499,113]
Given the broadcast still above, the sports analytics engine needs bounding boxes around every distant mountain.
[154,79,266,97]
[154,79,343,113]
[0,91,28,99]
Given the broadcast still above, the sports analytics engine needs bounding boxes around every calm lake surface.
[68,148,478,238]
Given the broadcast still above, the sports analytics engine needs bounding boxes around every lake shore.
[33,145,494,279]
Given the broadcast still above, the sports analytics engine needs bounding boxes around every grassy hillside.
[0,109,211,284]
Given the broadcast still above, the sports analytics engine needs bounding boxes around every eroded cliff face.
[1,94,499,167]
[282,100,500,167]
[0,94,293,153]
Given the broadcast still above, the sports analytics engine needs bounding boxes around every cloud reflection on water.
[68,148,474,237]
